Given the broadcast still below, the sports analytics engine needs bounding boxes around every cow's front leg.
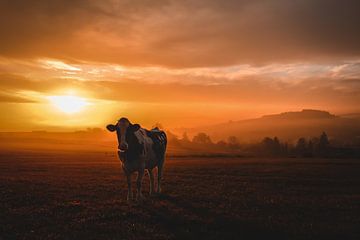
[147,168,155,195]
[125,172,132,202]
[136,169,144,200]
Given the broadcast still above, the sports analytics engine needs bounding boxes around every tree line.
[167,131,360,158]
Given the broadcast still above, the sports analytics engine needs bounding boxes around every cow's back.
[134,128,167,169]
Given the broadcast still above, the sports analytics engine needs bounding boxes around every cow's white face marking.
[117,119,130,151]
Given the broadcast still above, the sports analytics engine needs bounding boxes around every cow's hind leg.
[136,169,144,200]
[157,159,164,193]
[125,172,132,202]
[147,168,155,195]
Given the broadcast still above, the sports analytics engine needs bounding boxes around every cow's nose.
[119,142,128,151]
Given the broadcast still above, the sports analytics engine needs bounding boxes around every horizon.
[0,108,356,133]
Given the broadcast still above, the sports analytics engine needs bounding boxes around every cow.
[106,117,167,202]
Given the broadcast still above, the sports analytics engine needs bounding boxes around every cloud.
[39,59,82,71]
[0,92,37,103]
[0,0,360,67]
[1,70,359,110]
[0,69,359,130]
[2,57,360,85]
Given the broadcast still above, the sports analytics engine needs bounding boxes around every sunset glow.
[48,95,89,114]
[0,0,359,131]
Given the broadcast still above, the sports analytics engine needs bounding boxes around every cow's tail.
[150,129,167,159]
[158,131,167,166]
[159,131,167,156]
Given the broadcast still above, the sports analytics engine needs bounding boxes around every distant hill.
[262,109,337,119]
[186,109,360,143]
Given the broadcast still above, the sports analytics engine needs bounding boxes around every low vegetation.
[1,150,359,239]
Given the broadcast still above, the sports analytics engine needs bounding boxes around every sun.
[48,95,89,114]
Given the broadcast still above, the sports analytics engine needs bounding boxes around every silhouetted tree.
[192,132,212,145]
[273,137,281,155]
[262,137,273,147]
[166,131,180,146]
[261,137,282,155]
[227,136,240,149]
[181,132,191,143]
[307,140,314,157]
[216,140,227,147]
[282,142,289,155]
[296,137,307,157]
[317,131,330,157]
[261,137,274,155]
[319,132,330,150]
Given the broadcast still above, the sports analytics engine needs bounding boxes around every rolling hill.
[185,109,360,143]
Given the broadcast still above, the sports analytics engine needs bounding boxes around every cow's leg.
[125,172,132,202]
[136,169,144,200]
[157,164,163,193]
[147,168,155,195]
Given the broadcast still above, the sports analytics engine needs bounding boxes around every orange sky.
[0,0,359,131]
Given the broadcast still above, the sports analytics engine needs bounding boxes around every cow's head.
[106,118,140,151]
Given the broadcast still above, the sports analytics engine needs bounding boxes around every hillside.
[186,109,360,143]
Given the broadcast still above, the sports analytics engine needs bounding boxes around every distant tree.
[166,131,180,145]
[311,137,320,146]
[227,136,240,149]
[282,142,289,156]
[261,137,274,155]
[317,132,330,157]
[273,137,281,154]
[216,140,228,147]
[181,132,191,143]
[319,132,330,150]
[261,137,282,155]
[262,137,274,147]
[192,132,212,145]
[296,137,307,157]
[307,140,314,157]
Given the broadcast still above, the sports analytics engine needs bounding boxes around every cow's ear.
[106,124,117,132]
[129,124,140,132]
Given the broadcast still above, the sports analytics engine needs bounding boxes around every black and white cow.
[106,118,167,201]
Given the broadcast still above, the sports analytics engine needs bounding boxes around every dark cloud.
[0,0,359,67]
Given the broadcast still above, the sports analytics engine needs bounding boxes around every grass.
[0,150,359,239]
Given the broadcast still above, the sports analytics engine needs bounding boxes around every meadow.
[1,150,359,240]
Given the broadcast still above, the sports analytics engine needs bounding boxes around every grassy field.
[0,150,359,239]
